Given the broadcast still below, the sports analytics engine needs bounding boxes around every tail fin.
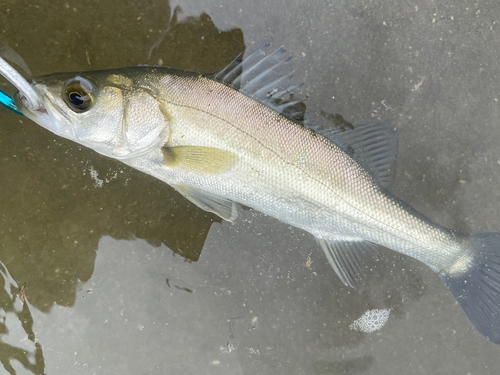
[439,233,500,344]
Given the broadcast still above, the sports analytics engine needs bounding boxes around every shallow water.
[0,0,500,374]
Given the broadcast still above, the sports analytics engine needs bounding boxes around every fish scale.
[2,47,499,344]
[143,73,464,271]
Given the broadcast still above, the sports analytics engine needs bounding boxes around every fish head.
[14,70,171,159]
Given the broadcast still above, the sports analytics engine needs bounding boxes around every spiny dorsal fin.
[211,44,310,126]
[212,46,398,187]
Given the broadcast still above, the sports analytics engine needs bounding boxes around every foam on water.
[349,308,391,333]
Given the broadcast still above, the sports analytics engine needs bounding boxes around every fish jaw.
[14,84,79,139]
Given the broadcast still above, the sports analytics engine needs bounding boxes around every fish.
[3,45,499,344]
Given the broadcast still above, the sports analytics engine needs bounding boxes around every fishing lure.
[0,55,41,114]
[0,88,23,116]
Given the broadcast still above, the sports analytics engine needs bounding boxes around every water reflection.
[9,213,426,374]
[17,225,375,374]
[0,0,500,373]
[0,262,44,374]
[0,1,244,317]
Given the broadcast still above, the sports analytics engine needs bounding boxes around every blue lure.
[0,89,23,116]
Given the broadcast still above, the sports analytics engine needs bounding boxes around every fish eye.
[63,76,96,112]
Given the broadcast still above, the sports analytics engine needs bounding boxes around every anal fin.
[317,237,377,291]
[172,185,238,222]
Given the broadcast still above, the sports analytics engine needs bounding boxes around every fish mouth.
[0,55,66,134]
[0,56,43,111]
[13,89,72,137]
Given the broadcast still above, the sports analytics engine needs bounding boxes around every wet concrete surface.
[0,0,500,374]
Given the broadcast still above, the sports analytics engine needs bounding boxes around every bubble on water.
[349,308,391,333]
[88,166,103,188]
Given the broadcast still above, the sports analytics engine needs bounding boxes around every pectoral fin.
[162,146,237,175]
[317,237,377,291]
[172,185,238,222]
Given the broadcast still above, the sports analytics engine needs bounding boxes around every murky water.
[0,0,500,374]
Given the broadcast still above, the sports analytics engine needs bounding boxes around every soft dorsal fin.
[211,44,311,125]
[310,119,399,188]
[211,46,398,187]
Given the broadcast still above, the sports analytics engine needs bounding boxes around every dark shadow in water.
[0,1,244,315]
[0,2,244,373]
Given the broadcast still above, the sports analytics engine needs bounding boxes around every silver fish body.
[121,70,466,271]
[9,49,500,344]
